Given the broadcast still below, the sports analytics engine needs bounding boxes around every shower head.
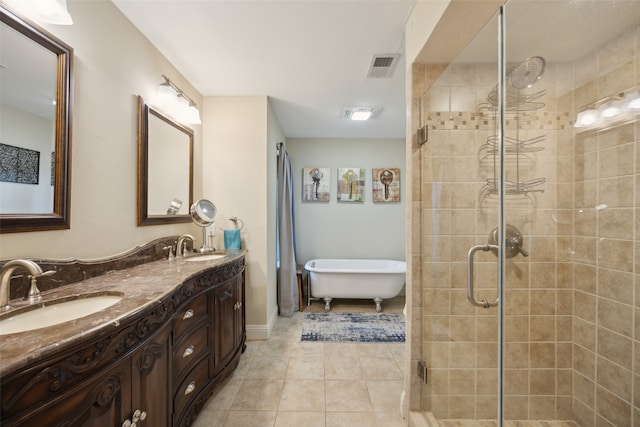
[508,56,546,89]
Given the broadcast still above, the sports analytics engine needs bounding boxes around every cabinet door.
[234,272,245,352]
[3,358,133,427]
[131,324,171,427]
[212,277,239,372]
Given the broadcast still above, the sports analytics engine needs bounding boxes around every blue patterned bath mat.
[301,312,405,343]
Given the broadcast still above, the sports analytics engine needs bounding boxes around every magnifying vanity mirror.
[137,96,194,226]
[0,7,73,233]
[190,199,217,253]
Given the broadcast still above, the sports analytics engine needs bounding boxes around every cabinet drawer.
[173,293,208,341]
[174,357,209,419]
[173,325,209,381]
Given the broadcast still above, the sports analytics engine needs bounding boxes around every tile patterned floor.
[438,422,579,427]
[192,297,579,427]
[192,297,407,427]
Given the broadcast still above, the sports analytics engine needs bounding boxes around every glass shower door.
[501,1,640,425]
[418,0,640,425]
[418,8,502,423]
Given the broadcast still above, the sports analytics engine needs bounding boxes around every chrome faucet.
[176,234,195,258]
[0,259,54,310]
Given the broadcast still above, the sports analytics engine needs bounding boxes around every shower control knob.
[517,246,529,257]
[487,224,528,259]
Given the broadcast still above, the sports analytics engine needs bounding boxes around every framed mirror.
[0,7,73,233]
[137,96,193,226]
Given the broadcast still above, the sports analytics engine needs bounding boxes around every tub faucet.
[0,259,55,310]
[176,234,195,258]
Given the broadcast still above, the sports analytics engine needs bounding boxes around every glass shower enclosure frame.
[413,1,640,425]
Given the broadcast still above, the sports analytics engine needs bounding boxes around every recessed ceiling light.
[342,107,382,121]
[351,111,372,121]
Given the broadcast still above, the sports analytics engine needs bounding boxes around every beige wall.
[202,96,281,339]
[404,0,449,66]
[0,0,202,259]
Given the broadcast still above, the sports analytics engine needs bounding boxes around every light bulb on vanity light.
[4,0,73,25]
[175,94,191,123]
[185,101,202,125]
[574,109,599,128]
[623,91,640,111]
[157,81,177,107]
[599,100,623,119]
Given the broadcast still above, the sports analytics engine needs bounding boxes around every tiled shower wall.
[410,23,639,426]
[568,23,640,427]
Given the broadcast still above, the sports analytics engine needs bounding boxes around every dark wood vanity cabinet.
[0,257,246,427]
[213,274,245,374]
[2,324,171,427]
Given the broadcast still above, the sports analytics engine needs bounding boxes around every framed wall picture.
[372,168,400,202]
[0,143,40,185]
[302,167,330,202]
[337,167,365,202]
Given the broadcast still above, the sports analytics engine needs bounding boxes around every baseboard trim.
[246,308,278,340]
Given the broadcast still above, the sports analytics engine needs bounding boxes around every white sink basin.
[184,254,226,262]
[0,294,123,335]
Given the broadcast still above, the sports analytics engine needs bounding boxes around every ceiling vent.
[367,54,400,78]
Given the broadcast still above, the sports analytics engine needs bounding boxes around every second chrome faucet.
[0,259,55,310]
[176,234,195,258]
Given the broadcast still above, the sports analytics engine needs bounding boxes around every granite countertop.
[0,250,245,376]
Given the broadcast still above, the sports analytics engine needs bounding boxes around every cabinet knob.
[122,409,147,427]
[185,381,196,395]
[183,345,194,358]
[182,309,194,320]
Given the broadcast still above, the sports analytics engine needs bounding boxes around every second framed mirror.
[137,95,193,226]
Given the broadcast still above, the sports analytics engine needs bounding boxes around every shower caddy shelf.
[478,56,547,203]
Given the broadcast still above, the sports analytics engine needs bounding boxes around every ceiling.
[111,0,417,139]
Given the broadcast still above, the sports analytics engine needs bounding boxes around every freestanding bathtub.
[304,259,406,312]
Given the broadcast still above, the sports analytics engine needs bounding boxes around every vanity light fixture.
[4,0,73,25]
[342,107,381,121]
[156,75,202,125]
[574,88,640,130]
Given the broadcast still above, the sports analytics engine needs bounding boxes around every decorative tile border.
[426,110,573,130]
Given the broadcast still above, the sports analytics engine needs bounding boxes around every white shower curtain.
[276,143,299,317]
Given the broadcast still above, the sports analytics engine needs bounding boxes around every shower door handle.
[467,244,499,308]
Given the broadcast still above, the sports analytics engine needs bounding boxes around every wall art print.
[51,152,55,186]
[372,168,400,202]
[302,167,330,202]
[337,167,365,202]
[0,143,40,185]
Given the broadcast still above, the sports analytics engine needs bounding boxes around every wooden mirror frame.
[0,7,73,233]
[137,96,194,226]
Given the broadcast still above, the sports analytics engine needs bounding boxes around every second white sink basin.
[185,254,226,262]
[0,293,123,336]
